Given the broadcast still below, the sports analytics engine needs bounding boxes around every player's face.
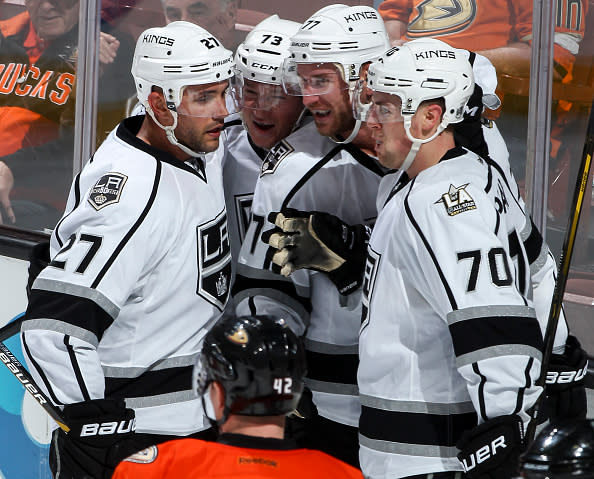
[240,80,303,149]
[367,92,410,169]
[298,63,357,139]
[175,81,229,153]
[25,0,79,41]
[162,0,236,47]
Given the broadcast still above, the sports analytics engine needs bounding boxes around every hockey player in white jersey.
[20,21,236,479]
[232,4,390,468]
[221,15,303,267]
[354,39,543,478]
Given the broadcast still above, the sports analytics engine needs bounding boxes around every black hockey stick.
[0,340,70,432]
[526,98,594,444]
[0,316,25,342]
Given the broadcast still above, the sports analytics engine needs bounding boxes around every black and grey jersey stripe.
[359,395,477,456]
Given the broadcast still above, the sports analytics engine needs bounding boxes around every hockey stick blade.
[0,341,70,432]
[527,97,594,443]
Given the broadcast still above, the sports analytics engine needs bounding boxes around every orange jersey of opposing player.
[112,435,364,479]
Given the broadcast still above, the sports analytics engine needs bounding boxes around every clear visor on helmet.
[281,60,348,96]
[352,81,404,123]
[175,76,240,118]
[236,77,293,111]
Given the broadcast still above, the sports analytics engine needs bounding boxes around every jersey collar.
[117,115,207,180]
[217,433,298,450]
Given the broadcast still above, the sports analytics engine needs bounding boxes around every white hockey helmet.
[131,21,236,111]
[282,3,390,93]
[235,15,300,85]
[360,38,474,170]
[365,38,474,125]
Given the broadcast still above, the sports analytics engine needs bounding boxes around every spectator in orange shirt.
[0,0,134,229]
[113,315,363,479]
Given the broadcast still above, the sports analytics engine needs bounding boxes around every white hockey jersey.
[21,115,231,436]
[358,147,543,478]
[221,114,269,264]
[233,120,385,427]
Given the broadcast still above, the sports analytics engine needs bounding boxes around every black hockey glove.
[51,399,136,479]
[26,241,50,300]
[261,208,369,296]
[457,415,524,479]
[545,334,588,422]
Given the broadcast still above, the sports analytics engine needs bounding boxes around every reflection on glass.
[0,0,590,360]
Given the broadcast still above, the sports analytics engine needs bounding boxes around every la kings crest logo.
[261,140,294,176]
[196,210,232,310]
[435,183,476,216]
[88,173,128,210]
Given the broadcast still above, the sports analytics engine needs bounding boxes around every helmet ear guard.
[196,315,306,425]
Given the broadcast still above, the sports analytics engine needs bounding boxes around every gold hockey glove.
[261,208,369,295]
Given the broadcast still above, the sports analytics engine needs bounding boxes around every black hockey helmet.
[197,315,306,418]
[519,419,594,478]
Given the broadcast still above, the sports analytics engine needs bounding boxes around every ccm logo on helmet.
[415,50,456,60]
[142,34,175,46]
[461,435,507,472]
[344,11,378,22]
[251,62,277,71]
[80,419,136,437]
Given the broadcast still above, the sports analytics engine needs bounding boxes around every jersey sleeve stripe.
[523,217,545,265]
[305,349,358,386]
[232,271,312,316]
[24,289,115,342]
[359,405,478,448]
[91,159,162,289]
[447,312,543,358]
[33,278,120,319]
[455,345,543,368]
[360,395,476,414]
[105,365,193,400]
[21,333,63,406]
[64,335,91,401]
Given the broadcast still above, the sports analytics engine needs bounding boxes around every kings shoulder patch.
[88,173,128,211]
[435,183,477,216]
[260,139,294,176]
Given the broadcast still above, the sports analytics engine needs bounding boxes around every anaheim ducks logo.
[407,0,477,38]
[227,327,249,345]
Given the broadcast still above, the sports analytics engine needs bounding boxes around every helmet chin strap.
[330,119,361,145]
[400,116,446,172]
[146,105,207,158]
